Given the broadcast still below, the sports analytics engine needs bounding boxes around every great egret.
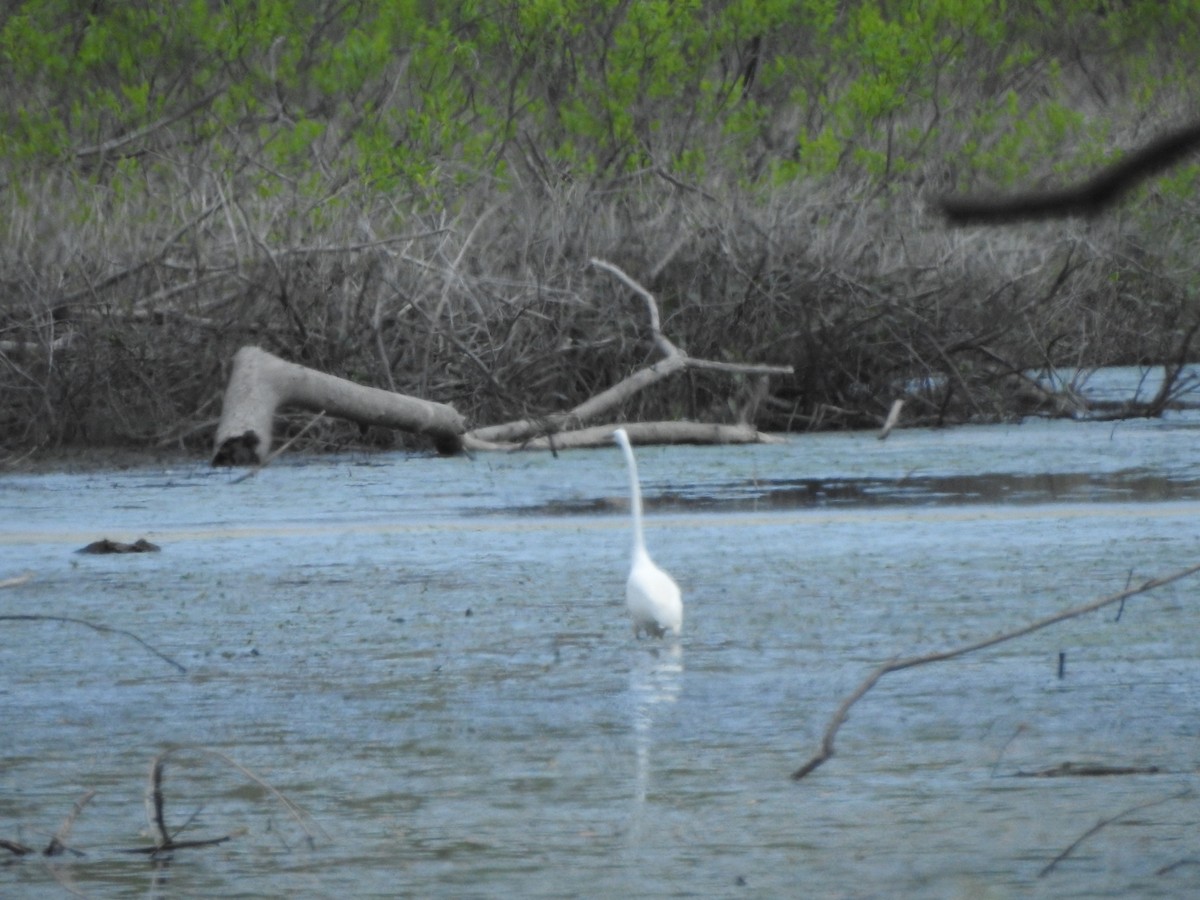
[613,427,682,638]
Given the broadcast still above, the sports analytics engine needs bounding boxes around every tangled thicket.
[2,1,1200,456]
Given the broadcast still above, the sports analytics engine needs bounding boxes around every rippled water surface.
[4,397,1200,896]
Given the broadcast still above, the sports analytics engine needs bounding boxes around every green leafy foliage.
[2,0,1197,192]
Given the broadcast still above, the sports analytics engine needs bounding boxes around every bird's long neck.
[619,435,647,556]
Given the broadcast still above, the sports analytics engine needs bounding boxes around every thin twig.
[57,201,225,307]
[44,790,96,857]
[0,614,186,674]
[1039,789,1191,878]
[231,411,327,483]
[131,746,326,856]
[990,723,1028,777]
[75,89,224,160]
[589,257,677,358]
[793,561,1200,780]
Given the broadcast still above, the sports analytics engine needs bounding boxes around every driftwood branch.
[589,257,679,358]
[44,790,96,857]
[467,259,791,448]
[132,746,324,855]
[470,420,781,452]
[0,614,187,674]
[466,354,690,447]
[792,560,1200,780]
[212,345,467,465]
[211,260,789,461]
[2,791,95,859]
[939,119,1200,224]
[7,748,322,863]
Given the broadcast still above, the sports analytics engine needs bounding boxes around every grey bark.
[212,346,466,465]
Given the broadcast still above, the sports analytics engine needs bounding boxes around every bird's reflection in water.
[629,642,683,826]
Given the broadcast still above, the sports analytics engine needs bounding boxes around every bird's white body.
[614,428,682,638]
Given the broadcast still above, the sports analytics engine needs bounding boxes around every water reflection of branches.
[793,560,1200,780]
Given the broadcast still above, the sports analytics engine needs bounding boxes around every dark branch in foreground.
[6,747,324,864]
[939,119,1200,224]
[2,790,95,859]
[125,746,326,856]
[792,560,1200,780]
[0,614,187,674]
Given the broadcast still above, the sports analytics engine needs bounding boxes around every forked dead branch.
[0,790,94,859]
[211,259,792,465]
[132,746,324,856]
[792,560,1200,780]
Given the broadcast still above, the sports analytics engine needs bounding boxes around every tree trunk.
[212,346,466,465]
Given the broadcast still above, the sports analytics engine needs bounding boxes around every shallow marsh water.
[4,389,1200,895]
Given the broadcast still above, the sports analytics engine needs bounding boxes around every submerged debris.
[76,538,161,554]
[1017,761,1162,778]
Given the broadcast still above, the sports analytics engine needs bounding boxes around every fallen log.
[211,346,467,465]
[465,420,783,452]
[211,258,792,464]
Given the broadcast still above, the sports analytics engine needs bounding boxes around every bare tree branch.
[131,746,325,855]
[0,614,187,674]
[466,260,791,448]
[792,560,1200,780]
[44,791,96,857]
[75,89,224,160]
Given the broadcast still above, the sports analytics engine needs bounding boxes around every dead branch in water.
[1039,789,1191,878]
[1,790,95,859]
[5,748,321,867]
[1016,761,1162,777]
[44,790,96,857]
[792,560,1200,780]
[0,614,187,674]
[127,746,325,856]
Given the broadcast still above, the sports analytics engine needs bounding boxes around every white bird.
[613,427,682,638]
